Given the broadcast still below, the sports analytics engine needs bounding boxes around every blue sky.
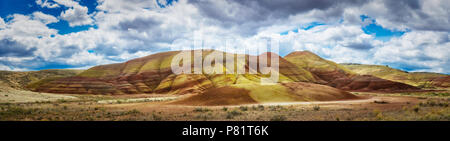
[0,0,448,74]
[0,0,97,34]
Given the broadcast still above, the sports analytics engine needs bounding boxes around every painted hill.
[284,51,419,92]
[32,50,323,95]
[29,49,424,106]
[341,64,450,89]
[0,69,83,90]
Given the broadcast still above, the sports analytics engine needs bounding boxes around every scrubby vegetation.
[0,92,449,121]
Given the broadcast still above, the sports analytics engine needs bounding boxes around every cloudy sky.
[0,0,448,74]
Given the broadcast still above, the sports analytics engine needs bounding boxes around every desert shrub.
[193,107,210,112]
[257,105,265,111]
[268,105,283,111]
[195,114,210,121]
[126,109,141,115]
[222,107,228,111]
[430,92,450,97]
[375,112,384,120]
[239,106,248,111]
[226,110,242,119]
[251,106,257,110]
[428,101,437,106]
[374,100,389,104]
[270,115,287,121]
[420,100,448,107]
[413,106,420,113]
[57,99,68,103]
[0,107,35,116]
[313,105,320,111]
[152,113,162,121]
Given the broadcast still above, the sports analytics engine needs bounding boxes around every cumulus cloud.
[54,0,93,27]
[36,0,60,8]
[0,14,57,38]
[361,0,450,31]
[0,17,5,29]
[374,31,450,73]
[96,0,158,13]
[0,38,37,57]
[0,0,448,74]
[31,11,59,24]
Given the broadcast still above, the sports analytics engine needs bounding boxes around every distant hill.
[284,51,419,91]
[342,64,449,89]
[0,69,84,90]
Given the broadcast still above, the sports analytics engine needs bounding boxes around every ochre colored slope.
[284,51,419,91]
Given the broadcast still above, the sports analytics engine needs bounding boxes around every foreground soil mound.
[284,51,420,92]
[170,86,257,106]
[171,82,359,106]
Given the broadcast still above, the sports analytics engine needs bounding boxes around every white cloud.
[0,63,29,71]
[374,31,449,73]
[54,0,93,27]
[0,64,11,71]
[0,14,57,39]
[31,11,59,24]
[0,17,5,29]
[96,0,158,13]
[0,0,449,74]
[360,0,450,31]
[36,0,60,8]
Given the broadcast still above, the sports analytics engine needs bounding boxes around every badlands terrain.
[0,50,448,121]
